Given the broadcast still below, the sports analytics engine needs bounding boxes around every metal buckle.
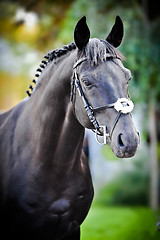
[95,126,110,145]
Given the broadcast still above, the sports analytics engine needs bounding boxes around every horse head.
[72,16,140,158]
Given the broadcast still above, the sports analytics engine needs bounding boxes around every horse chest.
[2,156,94,239]
[39,163,94,223]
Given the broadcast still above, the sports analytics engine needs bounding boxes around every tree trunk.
[149,101,159,211]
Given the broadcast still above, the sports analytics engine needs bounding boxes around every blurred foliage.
[96,158,150,206]
[0,0,160,109]
[0,0,74,51]
[0,71,28,108]
[0,0,74,109]
[81,206,160,240]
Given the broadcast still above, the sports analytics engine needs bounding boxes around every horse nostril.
[118,134,125,148]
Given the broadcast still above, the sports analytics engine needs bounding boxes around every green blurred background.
[0,0,160,239]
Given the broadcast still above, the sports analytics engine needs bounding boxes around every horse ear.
[106,16,124,48]
[74,16,90,50]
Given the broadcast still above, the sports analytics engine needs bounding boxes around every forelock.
[83,38,125,66]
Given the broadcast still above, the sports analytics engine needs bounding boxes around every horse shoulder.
[0,98,28,129]
[0,109,13,127]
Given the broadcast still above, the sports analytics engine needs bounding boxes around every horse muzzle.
[110,117,140,158]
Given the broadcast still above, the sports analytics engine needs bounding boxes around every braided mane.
[26,39,124,97]
[44,42,76,62]
[26,42,76,97]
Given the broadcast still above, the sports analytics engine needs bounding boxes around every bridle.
[71,57,134,145]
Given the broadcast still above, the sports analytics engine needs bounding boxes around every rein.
[71,57,134,145]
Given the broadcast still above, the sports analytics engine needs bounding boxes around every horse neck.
[29,50,84,168]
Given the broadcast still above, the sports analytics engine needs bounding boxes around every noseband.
[71,57,134,145]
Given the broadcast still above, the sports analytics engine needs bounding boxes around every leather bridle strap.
[72,57,134,145]
[74,71,100,130]
[91,103,115,112]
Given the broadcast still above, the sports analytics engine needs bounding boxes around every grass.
[81,204,160,240]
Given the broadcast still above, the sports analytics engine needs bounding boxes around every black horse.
[0,16,139,239]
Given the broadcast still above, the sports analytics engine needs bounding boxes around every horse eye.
[83,80,92,87]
